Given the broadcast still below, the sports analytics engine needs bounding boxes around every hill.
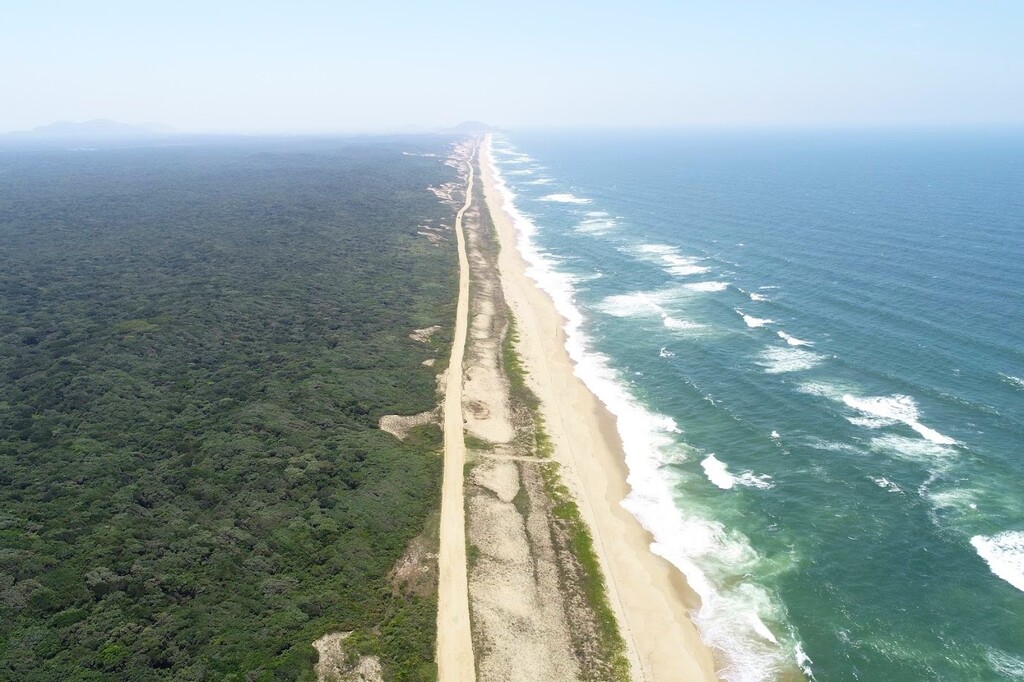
[6,119,174,139]
[442,121,500,134]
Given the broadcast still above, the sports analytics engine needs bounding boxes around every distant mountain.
[7,119,174,139]
[442,121,501,134]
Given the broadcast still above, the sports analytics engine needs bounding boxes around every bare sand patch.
[378,410,436,440]
[461,190,515,446]
[389,526,438,598]
[410,325,442,343]
[467,458,579,682]
[312,632,383,682]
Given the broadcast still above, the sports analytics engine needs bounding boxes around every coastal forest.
[0,137,458,679]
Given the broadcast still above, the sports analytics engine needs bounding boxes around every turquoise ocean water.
[487,131,1024,681]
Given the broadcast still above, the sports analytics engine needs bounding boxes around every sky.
[2,0,1023,134]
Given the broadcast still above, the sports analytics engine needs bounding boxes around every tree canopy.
[0,136,458,680]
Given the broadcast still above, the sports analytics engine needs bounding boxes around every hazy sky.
[3,0,1023,133]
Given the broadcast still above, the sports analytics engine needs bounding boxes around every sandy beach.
[479,135,721,682]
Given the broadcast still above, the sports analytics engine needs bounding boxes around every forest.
[0,136,458,680]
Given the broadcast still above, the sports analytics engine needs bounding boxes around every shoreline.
[479,134,721,681]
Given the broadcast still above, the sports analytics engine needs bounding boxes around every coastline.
[479,134,721,681]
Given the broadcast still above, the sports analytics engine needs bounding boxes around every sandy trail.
[480,134,721,682]
[436,144,476,681]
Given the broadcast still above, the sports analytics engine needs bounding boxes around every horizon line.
[5,121,1024,139]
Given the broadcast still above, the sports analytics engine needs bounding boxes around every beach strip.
[480,134,721,682]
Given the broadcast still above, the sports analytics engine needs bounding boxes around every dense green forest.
[0,137,458,680]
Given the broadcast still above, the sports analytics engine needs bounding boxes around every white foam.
[870,476,903,493]
[737,310,773,328]
[494,148,530,158]
[798,382,960,448]
[986,648,1024,678]
[523,177,553,185]
[927,486,979,512]
[1000,373,1024,390]
[659,347,676,358]
[701,454,736,489]
[633,243,675,255]
[486,135,796,682]
[662,313,705,332]
[597,291,707,337]
[847,416,893,429]
[749,613,780,644]
[842,394,958,445]
[598,282,719,316]
[507,169,533,175]
[701,454,774,490]
[971,531,1024,593]
[803,438,864,455]
[870,434,957,465]
[598,291,668,318]
[756,346,824,374]
[664,260,711,277]
[576,217,618,235]
[777,331,813,347]
[540,192,591,204]
[688,581,797,682]
[770,431,781,440]
[629,243,712,277]
[797,381,848,401]
[794,642,815,678]
[749,292,769,302]
[685,281,729,292]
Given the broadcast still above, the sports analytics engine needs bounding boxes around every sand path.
[436,145,477,681]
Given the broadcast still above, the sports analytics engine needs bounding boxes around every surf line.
[436,139,477,680]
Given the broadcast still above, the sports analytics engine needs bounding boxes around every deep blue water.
[489,130,1024,681]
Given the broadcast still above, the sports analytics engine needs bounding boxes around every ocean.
[487,130,1024,681]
